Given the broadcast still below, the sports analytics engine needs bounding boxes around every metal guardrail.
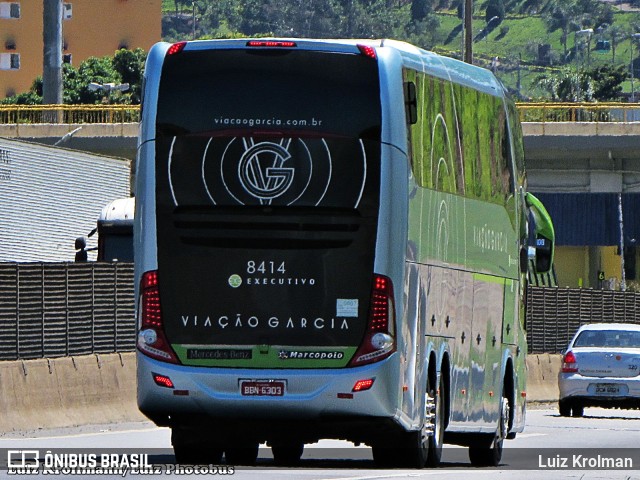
[1,103,640,125]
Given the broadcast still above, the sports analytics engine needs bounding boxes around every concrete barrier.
[0,352,145,432]
[526,353,562,403]
[0,352,562,432]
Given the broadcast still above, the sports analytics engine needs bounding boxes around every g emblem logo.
[238,142,294,202]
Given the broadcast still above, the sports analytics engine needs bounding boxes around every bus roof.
[153,38,506,100]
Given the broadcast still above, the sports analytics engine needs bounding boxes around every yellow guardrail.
[516,102,640,123]
[0,103,639,124]
[0,104,140,124]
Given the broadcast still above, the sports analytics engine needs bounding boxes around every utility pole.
[464,0,473,64]
[192,2,196,40]
[43,0,63,112]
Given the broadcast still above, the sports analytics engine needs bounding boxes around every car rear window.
[574,329,640,348]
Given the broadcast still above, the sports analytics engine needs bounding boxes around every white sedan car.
[558,323,640,417]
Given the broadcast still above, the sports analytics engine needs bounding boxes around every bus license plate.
[240,380,285,396]
[595,384,620,395]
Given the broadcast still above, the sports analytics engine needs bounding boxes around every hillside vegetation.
[162,0,640,100]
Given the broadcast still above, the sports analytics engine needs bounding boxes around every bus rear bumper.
[137,351,404,442]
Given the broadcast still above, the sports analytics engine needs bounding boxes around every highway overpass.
[1,120,639,194]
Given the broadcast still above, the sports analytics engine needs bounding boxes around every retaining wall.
[526,353,562,402]
[0,352,145,432]
[0,352,562,432]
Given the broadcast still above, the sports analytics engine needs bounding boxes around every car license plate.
[240,380,285,396]
[595,384,621,395]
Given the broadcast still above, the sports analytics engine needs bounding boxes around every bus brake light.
[247,40,297,48]
[153,373,174,388]
[357,44,377,59]
[349,274,396,366]
[167,41,187,56]
[138,270,179,364]
[352,378,375,392]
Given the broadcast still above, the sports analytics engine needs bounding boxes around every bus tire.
[426,374,444,467]
[468,395,508,467]
[225,443,259,466]
[171,428,223,465]
[271,442,304,465]
[372,431,427,469]
[371,446,397,468]
[174,446,223,465]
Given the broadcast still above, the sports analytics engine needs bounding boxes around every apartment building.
[0,1,161,98]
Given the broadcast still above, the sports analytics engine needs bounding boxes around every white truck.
[75,197,134,262]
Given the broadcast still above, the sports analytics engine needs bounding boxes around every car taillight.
[137,270,179,364]
[349,274,396,366]
[562,351,578,373]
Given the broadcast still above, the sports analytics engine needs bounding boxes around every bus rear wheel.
[468,396,509,467]
[224,442,259,466]
[171,427,223,465]
[426,374,444,467]
[271,442,304,465]
[372,431,427,469]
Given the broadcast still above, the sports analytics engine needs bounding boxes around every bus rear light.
[152,373,174,389]
[349,274,396,367]
[352,378,375,392]
[167,41,187,56]
[357,44,377,59]
[562,351,578,373]
[247,40,297,48]
[138,270,179,364]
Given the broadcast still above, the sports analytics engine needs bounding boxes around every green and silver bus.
[134,38,553,467]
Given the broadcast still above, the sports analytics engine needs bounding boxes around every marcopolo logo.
[278,350,345,360]
[228,274,242,288]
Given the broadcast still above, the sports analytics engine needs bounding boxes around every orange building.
[0,1,161,98]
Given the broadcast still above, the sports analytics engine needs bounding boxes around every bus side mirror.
[520,246,529,273]
[534,236,553,274]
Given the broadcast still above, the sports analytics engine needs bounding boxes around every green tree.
[1,50,147,105]
[543,0,581,62]
[537,69,594,101]
[411,0,431,22]
[588,64,627,100]
[112,48,147,104]
[485,0,505,22]
[608,24,626,64]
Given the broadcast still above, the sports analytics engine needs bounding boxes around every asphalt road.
[0,404,638,479]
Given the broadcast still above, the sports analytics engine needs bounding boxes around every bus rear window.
[156,49,381,139]
[155,48,381,212]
